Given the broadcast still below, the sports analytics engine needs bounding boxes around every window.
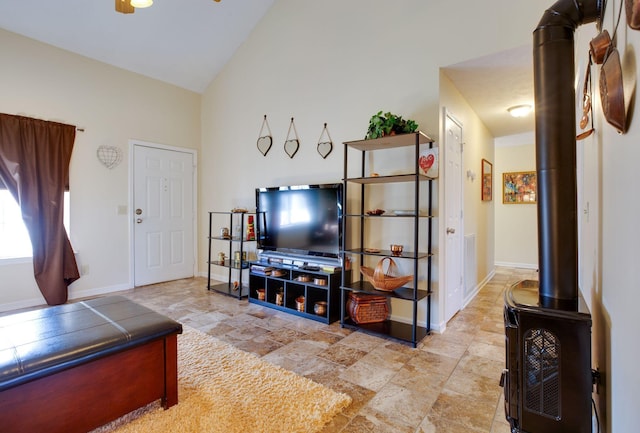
[0,190,70,259]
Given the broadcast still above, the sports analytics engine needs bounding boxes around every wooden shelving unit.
[340,131,436,347]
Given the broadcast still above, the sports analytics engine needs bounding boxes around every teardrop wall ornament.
[257,114,273,156]
[284,117,300,159]
[316,122,333,159]
[97,145,123,169]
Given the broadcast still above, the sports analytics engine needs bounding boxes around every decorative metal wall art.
[284,117,300,158]
[316,123,333,159]
[256,115,273,156]
[96,145,123,169]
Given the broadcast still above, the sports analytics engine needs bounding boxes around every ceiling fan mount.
[115,0,220,14]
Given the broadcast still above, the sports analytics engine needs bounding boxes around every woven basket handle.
[373,257,398,280]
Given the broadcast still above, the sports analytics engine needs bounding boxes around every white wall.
[0,29,201,310]
[494,135,538,268]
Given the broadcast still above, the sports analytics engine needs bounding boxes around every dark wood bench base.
[0,296,182,433]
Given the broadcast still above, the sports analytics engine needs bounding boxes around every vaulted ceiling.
[0,1,534,138]
[0,0,276,93]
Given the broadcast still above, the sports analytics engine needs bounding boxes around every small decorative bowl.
[297,274,312,282]
[314,301,327,316]
[390,244,403,256]
[366,209,385,216]
[313,277,327,286]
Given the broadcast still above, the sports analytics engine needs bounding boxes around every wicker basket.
[347,292,389,324]
[360,257,413,292]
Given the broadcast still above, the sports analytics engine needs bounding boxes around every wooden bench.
[0,295,182,433]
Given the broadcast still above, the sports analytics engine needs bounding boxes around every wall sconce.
[467,170,476,181]
[507,104,533,118]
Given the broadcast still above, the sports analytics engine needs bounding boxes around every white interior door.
[133,144,194,286]
[444,112,464,323]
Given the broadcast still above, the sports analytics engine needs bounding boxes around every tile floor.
[119,266,538,433]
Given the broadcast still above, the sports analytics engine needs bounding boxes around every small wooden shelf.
[207,281,243,296]
[341,318,429,344]
[343,248,433,260]
[342,280,430,302]
[343,131,434,151]
[345,173,435,184]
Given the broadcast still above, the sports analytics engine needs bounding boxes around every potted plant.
[365,111,419,139]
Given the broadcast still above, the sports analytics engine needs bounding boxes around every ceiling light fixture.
[130,0,153,8]
[507,104,533,118]
[116,0,220,14]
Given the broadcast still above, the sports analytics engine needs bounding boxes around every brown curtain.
[0,113,79,305]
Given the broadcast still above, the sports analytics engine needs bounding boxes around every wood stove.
[502,281,592,433]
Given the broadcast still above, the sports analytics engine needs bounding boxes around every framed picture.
[503,171,537,204]
[481,159,492,201]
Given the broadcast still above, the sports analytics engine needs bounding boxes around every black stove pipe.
[534,0,601,307]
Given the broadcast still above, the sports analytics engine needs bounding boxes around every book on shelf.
[251,264,274,275]
[321,265,340,273]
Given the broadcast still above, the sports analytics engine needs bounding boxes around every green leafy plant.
[365,111,419,139]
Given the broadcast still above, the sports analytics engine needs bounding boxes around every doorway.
[443,110,464,323]
[131,142,196,287]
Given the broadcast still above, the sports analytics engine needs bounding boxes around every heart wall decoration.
[316,123,333,159]
[96,145,123,169]
[256,115,273,156]
[284,139,299,158]
[418,148,439,178]
[284,117,300,159]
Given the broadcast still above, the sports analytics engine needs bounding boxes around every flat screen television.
[255,183,343,260]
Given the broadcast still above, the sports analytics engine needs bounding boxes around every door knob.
[135,208,143,215]
[136,218,143,224]
[446,227,455,234]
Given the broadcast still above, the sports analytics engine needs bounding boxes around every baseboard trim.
[494,261,538,270]
[0,283,131,313]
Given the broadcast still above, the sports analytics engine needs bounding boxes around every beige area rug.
[92,326,351,433]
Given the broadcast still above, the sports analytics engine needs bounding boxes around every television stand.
[248,260,348,324]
